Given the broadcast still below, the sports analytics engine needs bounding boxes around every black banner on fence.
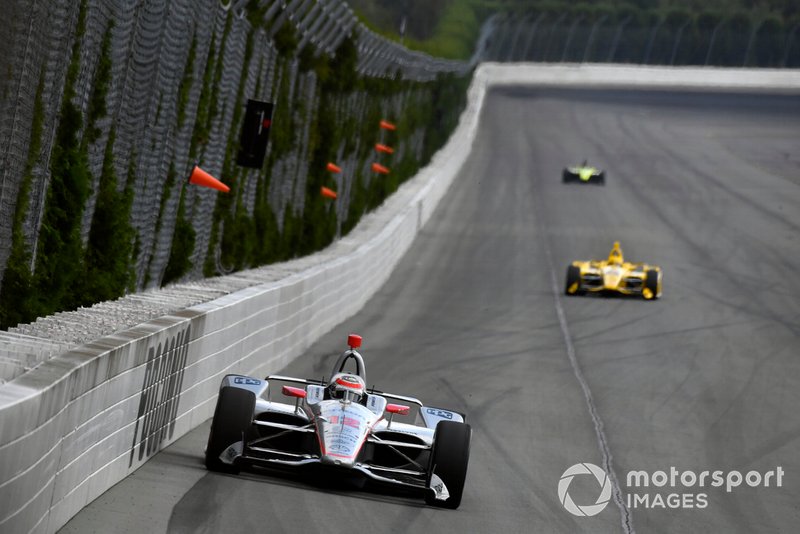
[236,99,273,169]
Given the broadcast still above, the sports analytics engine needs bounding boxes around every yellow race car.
[562,160,605,185]
[565,242,662,300]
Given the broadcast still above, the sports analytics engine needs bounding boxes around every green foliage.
[220,208,255,271]
[81,129,136,303]
[664,8,692,28]
[0,238,35,329]
[266,58,297,160]
[162,186,196,284]
[752,15,785,66]
[177,32,198,129]
[244,0,272,28]
[342,172,367,235]
[0,68,46,328]
[153,163,176,237]
[252,183,281,265]
[351,0,484,60]
[421,73,470,163]
[280,207,303,259]
[85,22,114,145]
[273,22,298,56]
[206,14,233,147]
[407,4,480,60]
[349,0,449,41]
[298,44,318,73]
[323,35,359,93]
[30,0,90,317]
[190,35,217,159]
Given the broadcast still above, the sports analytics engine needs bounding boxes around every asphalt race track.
[61,88,800,533]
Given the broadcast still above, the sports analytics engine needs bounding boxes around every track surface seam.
[536,206,635,534]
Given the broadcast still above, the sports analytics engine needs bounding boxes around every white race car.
[205,334,472,509]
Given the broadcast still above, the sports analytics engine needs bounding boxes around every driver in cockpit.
[327,373,366,403]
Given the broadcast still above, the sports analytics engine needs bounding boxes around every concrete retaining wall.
[1,63,798,533]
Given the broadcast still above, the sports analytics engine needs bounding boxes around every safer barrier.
[1,63,799,534]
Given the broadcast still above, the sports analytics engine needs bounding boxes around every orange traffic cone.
[375,143,394,154]
[371,162,390,174]
[320,186,338,199]
[379,120,396,131]
[188,166,230,193]
[326,162,342,173]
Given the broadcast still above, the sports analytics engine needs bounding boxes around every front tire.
[565,265,582,295]
[205,386,256,473]
[425,421,472,509]
[645,270,660,300]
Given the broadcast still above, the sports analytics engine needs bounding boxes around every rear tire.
[425,421,472,509]
[645,270,660,300]
[562,169,570,183]
[597,172,605,185]
[205,386,256,473]
[565,265,582,295]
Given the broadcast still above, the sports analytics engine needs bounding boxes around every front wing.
[567,262,662,299]
[217,421,443,497]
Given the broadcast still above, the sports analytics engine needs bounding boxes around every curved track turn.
[61,88,800,533]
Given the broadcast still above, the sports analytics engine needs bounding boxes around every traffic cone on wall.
[320,186,338,199]
[326,162,342,173]
[379,120,396,131]
[375,143,394,154]
[371,163,390,174]
[188,166,230,193]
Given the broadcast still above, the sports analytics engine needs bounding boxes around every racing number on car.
[328,415,360,429]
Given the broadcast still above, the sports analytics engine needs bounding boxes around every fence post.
[742,19,762,66]
[670,20,691,65]
[521,13,546,61]
[643,18,664,64]
[495,16,517,61]
[607,16,631,62]
[782,24,799,67]
[583,15,608,63]
[507,13,532,61]
[705,20,724,65]
[561,15,584,62]
[541,13,566,61]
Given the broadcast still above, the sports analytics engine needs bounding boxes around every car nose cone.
[604,268,623,289]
